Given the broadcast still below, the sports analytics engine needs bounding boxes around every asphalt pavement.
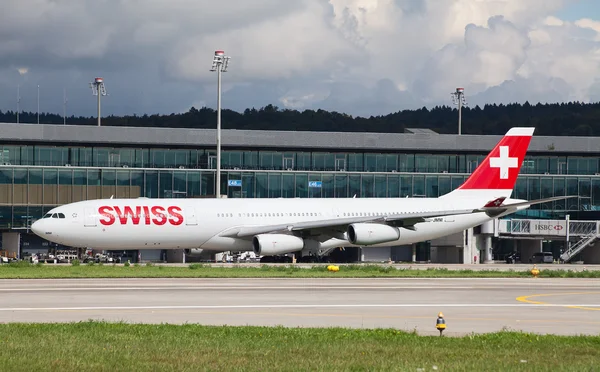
[0,277,599,336]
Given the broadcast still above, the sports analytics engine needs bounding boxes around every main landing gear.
[258,255,333,263]
[257,246,359,264]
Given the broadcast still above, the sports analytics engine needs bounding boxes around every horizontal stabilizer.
[477,195,577,212]
[483,197,507,208]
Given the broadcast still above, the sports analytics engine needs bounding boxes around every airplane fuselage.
[34,196,510,253]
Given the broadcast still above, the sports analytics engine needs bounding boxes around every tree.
[2,101,600,136]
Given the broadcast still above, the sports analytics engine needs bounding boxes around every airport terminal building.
[1,122,600,264]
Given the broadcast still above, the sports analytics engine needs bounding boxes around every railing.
[509,220,530,234]
[499,219,600,238]
[560,233,599,262]
[569,221,597,235]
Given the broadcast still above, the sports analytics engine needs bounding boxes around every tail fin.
[441,127,534,201]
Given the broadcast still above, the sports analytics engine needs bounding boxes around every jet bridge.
[494,218,600,262]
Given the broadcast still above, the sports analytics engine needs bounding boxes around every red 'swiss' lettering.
[114,206,142,225]
[97,205,185,226]
[151,206,167,225]
[143,206,151,225]
[99,206,116,226]
[168,206,184,225]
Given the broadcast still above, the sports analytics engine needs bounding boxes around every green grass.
[0,322,597,371]
[0,261,599,278]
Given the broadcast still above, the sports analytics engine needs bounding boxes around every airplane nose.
[31,220,43,236]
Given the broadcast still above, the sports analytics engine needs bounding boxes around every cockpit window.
[43,212,66,219]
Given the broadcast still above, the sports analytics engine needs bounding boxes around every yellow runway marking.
[516,292,600,311]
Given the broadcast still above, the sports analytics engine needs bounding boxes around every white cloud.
[0,0,598,118]
[575,18,600,40]
[166,1,361,83]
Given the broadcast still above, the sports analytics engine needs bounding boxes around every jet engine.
[252,234,305,256]
[347,223,400,245]
[184,248,205,256]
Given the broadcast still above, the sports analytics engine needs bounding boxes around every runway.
[1,278,599,336]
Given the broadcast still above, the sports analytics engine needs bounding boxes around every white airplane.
[31,127,571,259]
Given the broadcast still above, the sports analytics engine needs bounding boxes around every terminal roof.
[0,123,597,154]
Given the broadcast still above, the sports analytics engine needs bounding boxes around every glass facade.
[1,144,599,175]
[0,165,599,229]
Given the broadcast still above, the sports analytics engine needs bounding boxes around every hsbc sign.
[531,220,566,236]
[98,206,184,226]
[535,225,562,231]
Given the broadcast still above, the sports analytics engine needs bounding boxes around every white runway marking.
[0,304,599,312]
[0,283,595,291]
[0,286,479,291]
[0,284,596,292]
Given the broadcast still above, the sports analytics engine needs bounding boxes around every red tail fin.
[441,127,534,201]
[458,127,534,190]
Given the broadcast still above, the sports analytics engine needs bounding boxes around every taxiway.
[1,278,599,336]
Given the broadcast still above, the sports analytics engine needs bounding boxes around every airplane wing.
[218,195,578,239]
[218,208,477,239]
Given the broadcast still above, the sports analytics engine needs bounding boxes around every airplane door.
[186,207,198,226]
[84,207,97,227]
[332,206,341,218]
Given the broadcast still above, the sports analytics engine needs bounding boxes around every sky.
[0,0,599,119]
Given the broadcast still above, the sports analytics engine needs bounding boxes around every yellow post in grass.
[436,312,446,336]
[530,264,540,278]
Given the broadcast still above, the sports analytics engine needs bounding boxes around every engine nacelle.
[184,248,205,256]
[347,223,400,246]
[252,234,305,256]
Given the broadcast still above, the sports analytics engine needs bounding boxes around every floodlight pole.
[37,85,40,124]
[16,85,20,124]
[217,63,222,199]
[210,50,230,199]
[63,88,67,125]
[451,88,467,135]
[97,87,101,126]
[90,77,107,127]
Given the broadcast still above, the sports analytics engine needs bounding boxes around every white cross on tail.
[489,146,518,179]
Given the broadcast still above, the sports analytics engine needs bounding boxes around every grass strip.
[0,261,598,278]
[0,322,597,371]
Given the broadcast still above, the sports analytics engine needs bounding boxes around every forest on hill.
[0,101,598,136]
